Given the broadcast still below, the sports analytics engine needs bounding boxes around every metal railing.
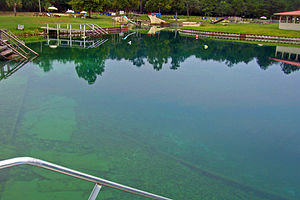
[0,56,36,81]
[0,157,172,200]
[0,29,39,60]
[45,23,108,37]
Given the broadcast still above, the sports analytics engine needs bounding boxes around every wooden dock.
[42,23,128,37]
[42,23,108,37]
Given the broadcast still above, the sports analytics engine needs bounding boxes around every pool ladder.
[0,157,172,200]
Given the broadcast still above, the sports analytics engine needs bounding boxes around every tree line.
[1,0,300,17]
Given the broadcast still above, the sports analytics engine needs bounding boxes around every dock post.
[83,24,86,37]
[80,24,82,37]
[56,24,59,37]
[70,24,72,37]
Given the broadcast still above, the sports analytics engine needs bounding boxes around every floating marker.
[196,35,199,39]
[203,45,208,49]
[128,41,132,45]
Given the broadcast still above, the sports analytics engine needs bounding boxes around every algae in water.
[19,96,77,142]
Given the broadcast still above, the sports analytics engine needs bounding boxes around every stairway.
[0,43,22,61]
[0,29,38,61]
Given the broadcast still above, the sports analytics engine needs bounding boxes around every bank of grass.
[181,23,300,38]
[178,31,300,47]
[0,14,116,36]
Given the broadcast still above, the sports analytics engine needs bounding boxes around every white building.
[274,10,300,31]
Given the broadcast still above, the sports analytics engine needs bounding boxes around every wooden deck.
[41,23,128,37]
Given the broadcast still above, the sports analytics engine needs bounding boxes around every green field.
[181,23,300,38]
[0,13,116,36]
[1,12,300,43]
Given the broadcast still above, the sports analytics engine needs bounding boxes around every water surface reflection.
[26,31,300,85]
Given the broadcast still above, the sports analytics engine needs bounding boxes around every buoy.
[203,45,208,49]
[128,41,132,45]
[196,35,199,39]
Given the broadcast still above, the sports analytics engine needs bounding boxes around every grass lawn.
[181,23,300,38]
[0,13,116,36]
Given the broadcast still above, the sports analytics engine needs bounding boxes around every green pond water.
[0,31,300,200]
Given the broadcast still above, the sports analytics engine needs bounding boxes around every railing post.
[83,36,86,48]
[83,25,86,37]
[88,184,102,200]
[70,24,72,37]
[57,24,59,37]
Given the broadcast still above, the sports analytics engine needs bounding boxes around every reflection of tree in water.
[29,32,299,84]
[280,63,300,74]
[144,36,170,71]
[75,59,105,85]
[73,48,108,84]
[34,59,53,72]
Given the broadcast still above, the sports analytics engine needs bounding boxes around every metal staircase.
[0,29,39,61]
[87,23,108,35]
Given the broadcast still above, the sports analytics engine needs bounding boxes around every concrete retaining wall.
[179,29,300,44]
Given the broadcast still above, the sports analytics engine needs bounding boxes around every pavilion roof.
[274,10,300,16]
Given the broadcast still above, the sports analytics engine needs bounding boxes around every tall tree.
[139,0,142,13]
[215,0,231,16]
[183,0,199,16]
[6,0,22,16]
[200,0,217,16]
[172,0,184,20]
[145,0,172,14]
[230,0,246,16]
[69,0,104,17]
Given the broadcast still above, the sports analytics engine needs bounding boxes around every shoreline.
[179,29,300,45]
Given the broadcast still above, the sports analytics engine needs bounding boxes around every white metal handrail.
[0,157,172,200]
[0,29,39,56]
